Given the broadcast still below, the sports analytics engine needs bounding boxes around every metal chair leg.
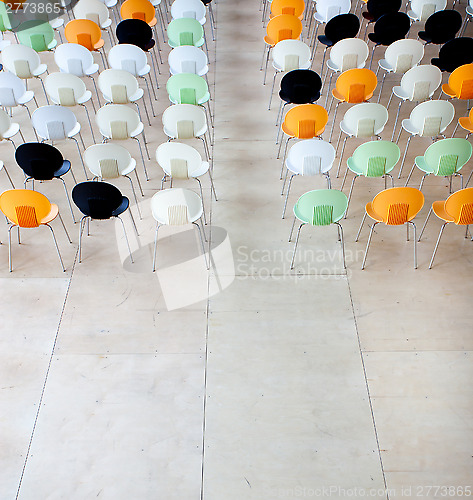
[429,222,448,269]
[117,215,134,263]
[290,223,305,269]
[355,212,368,242]
[361,221,377,269]
[45,223,66,271]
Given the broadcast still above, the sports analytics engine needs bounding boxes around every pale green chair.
[404,138,473,192]
[289,189,348,269]
[0,1,19,33]
[16,20,57,52]
[167,18,205,49]
[166,72,213,127]
[344,140,400,216]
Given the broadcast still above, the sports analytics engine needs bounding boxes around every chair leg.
[193,221,209,269]
[336,136,348,179]
[78,216,87,263]
[3,165,15,188]
[59,178,76,223]
[429,222,448,269]
[391,101,403,142]
[361,221,377,269]
[355,212,368,242]
[7,224,15,272]
[290,223,305,269]
[45,223,66,272]
[208,171,218,200]
[195,177,207,225]
[398,135,413,178]
[81,103,96,143]
[418,205,433,241]
[70,137,88,179]
[345,175,358,218]
[152,223,160,272]
[408,221,418,269]
[116,215,134,264]
[404,162,417,186]
[133,137,150,181]
[282,174,295,219]
[334,221,346,269]
[126,174,142,220]
[328,102,341,143]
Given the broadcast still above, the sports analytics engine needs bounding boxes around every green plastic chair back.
[294,189,348,225]
[166,73,209,105]
[167,18,203,47]
[17,20,56,52]
[419,138,472,176]
[348,140,401,177]
[0,2,19,31]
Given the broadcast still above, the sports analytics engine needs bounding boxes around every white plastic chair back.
[315,0,351,22]
[272,39,311,72]
[151,188,203,225]
[108,44,149,76]
[73,0,110,26]
[1,44,42,79]
[168,45,208,75]
[54,43,97,76]
[342,102,388,137]
[96,104,141,139]
[156,141,203,177]
[45,72,87,106]
[98,69,139,103]
[162,103,208,139]
[84,143,134,178]
[400,64,442,101]
[329,38,369,72]
[410,100,455,136]
[383,39,424,74]
[0,72,28,106]
[32,105,79,139]
[410,0,446,21]
[286,139,335,175]
[171,0,206,23]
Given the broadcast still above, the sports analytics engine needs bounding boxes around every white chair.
[322,37,369,107]
[171,0,207,24]
[95,104,151,180]
[0,32,11,51]
[397,99,455,178]
[54,42,101,105]
[73,0,115,46]
[168,45,209,79]
[0,71,38,121]
[98,68,152,126]
[335,102,388,181]
[388,64,442,142]
[31,105,88,177]
[408,0,447,22]
[1,44,49,102]
[461,0,473,35]
[108,43,157,108]
[267,39,311,107]
[281,139,335,218]
[0,109,24,188]
[45,72,96,142]
[308,0,351,53]
[161,104,211,161]
[376,39,424,103]
[84,143,143,218]
[156,141,217,223]
[151,187,207,272]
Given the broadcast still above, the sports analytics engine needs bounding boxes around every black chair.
[15,142,76,221]
[362,0,402,38]
[418,10,463,45]
[276,69,322,128]
[72,181,136,263]
[431,37,473,73]
[367,11,410,69]
[314,13,360,73]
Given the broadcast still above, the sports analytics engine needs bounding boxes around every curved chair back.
[365,0,402,21]
[166,73,209,104]
[334,68,377,102]
[409,0,446,22]
[369,11,410,46]
[265,14,303,46]
[170,0,207,22]
[445,63,473,100]
[342,102,388,137]
[279,69,321,104]
[84,143,134,178]
[116,19,155,50]
[431,37,473,73]
[314,0,351,23]
[1,44,43,79]
[270,0,305,18]
[98,69,140,103]
[419,9,463,44]
[72,181,124,219]
[54,42,98,76]
[167,17,204,47]
[351,140,400,177]
[398,64,442,101]
[121,0,156,24]
[45,72,88,106]
[95,104,141,139]
[31,105,79,140]
[168,45,208,75]
[0,189,53,226]
[444,187,473,224]
[283,103,328,138]
[409,99,455,136]
[371,187,424,224]
[15,142,65,180]
[16,20,56,51]
[294,189,348,225]
[162,103,208,138]
[108,43,149,75]
[156,141,203,177]
[423,138,472,176]
[73,0,110,26]
[0,72,28,106]
[328,38,369,72]
[272,39,311,71]
[65,19,103,50]
[286,139,335,175]
[383,39,424,74]
[323,13,360,44]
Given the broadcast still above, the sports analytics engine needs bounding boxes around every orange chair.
[356,186,424,269]
[270,0,305,20]
[441,63,473,106]
[454,107,473,139]
[261,14,303,83]
[0,189,71,272]
[418,187,473,268]
[328,67,377,142]
[64,19,107,68]
[277,103,328,167]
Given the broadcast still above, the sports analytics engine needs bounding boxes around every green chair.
[344,140,400,217]
[16,20,57,52]
[289,189,348,269]
[0,1,19,33]
[167,18,205,49]
[404,137,473,192]
[166,73,213,128]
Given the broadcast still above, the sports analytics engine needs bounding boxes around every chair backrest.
[84,143,134,178]
[371,187,424,225]
[54,42,96,76]
[265,14,303,45]
[371,11,411,45]
[342,102,388,137]
[410,0,446,21]
[151,188,202,225]
[15,142,64,180]
[167,17,204,46]
[16,20,56,51]
[366,0,402,20]
[383,38,424,74]
[324,13,360,44]
[121,0,156,23]
[286,139,335,175]
[432,37,473,73]
[270,0,305,18]
[115,19,154,49]
[0,189,53,227]
[73,0,110,26]
[271,39,311,72]
[294,189,348,225]
[72,181,124,219]
[45,72,87,106]
[315,0,351,23]
[1,44,42,79]
[156,141,203,177]
[170,0,207,22]
[283,103,328,138]
[351,140,400,177]
[64,19,102,49]
[162,103,208,139]
[0,72,27,106]
[423,138,472,176]
[444,187,473,224]
[329,38,369,72]
[409,100,455,136]
[399,64,442,102]
[168,45,208,75]
[108,43,148,75]
[335,68,377,102]
[0,108,13,138]
[166,73,209,104]
[32,105,79,140]
[279,69,322,102]
[95,104,141,139]
[98,69,139,103]
[447,63,473,100]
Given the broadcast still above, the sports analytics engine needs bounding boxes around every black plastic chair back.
[279,69,322,104]
[15,142,64,181]
[116,19,155,51]
[418,10,463,45]
[368,11,410,46]
[72,181,124,219]
[431,37,473,72]
[364,0,402,21]
[321,13,360,46]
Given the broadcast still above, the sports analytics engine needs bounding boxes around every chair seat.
[111,196,130,217]
[317,35,334,47]
[54,160,72,178]
[400,118,419,136]
[378,58,394,72]
[42,203,59,224]
[33,63,48,77]
[18,90,35,105]
[414,156,434,174]
[432,200,454,222]
[459,116,473,133]
[392,85,409,100]
[365,201,383,222]
[441,83,456,98]
[2,122,20,139]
